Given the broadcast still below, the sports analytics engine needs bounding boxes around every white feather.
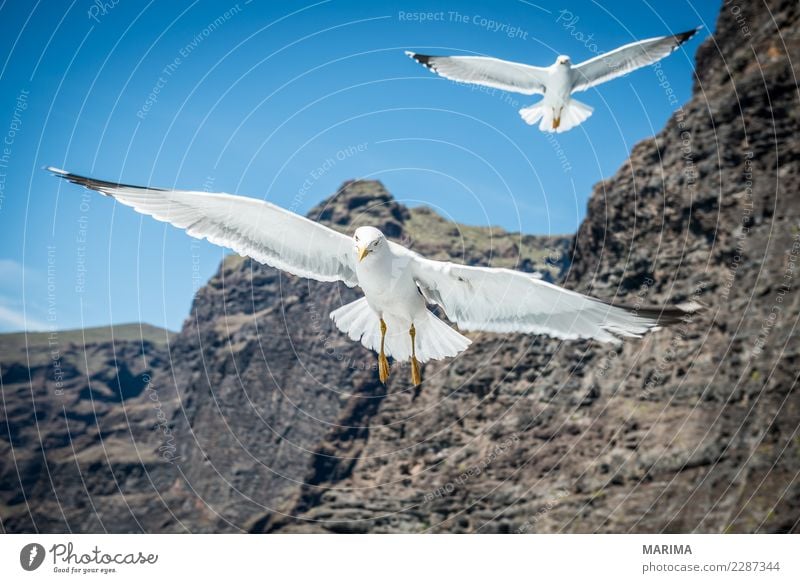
[405,51,548,95]
[331,298,470,363]
[571,28,702,92]
[410,256,690,343]
[47,167,358,286]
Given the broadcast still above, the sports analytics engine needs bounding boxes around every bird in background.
[48,167,698,386]
[406,27,701,133]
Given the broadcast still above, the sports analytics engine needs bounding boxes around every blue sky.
[0,0,718,333]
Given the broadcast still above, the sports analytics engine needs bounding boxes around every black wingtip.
[45,166,165,194]
[604,299,705,328]
[405,50,434,69]
[675,26,702,46]
[640,300,706,328]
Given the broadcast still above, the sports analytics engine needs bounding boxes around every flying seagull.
[406,27,700,133]
[48,167,696,386]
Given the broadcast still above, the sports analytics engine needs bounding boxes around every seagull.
[406,27,700,133]
[48,167,697,386]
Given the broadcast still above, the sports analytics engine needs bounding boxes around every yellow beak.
[357,246,370,262]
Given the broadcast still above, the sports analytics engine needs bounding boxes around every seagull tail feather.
[331,297,381,347]
[557,98,594,133]
[331,300,471,363]
[521,99,593,133]
[411,311,471,363]
[519,102,546,126]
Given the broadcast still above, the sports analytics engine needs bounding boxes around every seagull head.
[353,226,386,262]
[556,55,571,66]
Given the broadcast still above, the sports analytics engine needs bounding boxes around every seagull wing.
[410,256,692,343]
[406,51,549,95]
[48,167,359,286]
[571,27,700,93]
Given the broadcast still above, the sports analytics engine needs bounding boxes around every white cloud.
[0,305,48,332]
[0,259,43,296]
[0,260,50,331]
[0,259,27,279]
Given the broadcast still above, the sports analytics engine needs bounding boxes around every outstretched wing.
[48,167,358,286]
[571,27,700,93]
[411,256,694,343]
[406,51,549,95]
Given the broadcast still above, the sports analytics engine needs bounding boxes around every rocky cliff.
[2,0,799,533]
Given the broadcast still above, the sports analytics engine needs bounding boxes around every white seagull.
[48,167,696,386]
[406,27,700,133]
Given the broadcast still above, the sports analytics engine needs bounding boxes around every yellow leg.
[410,324,421,386]
[552,107,561,129]
[378,318,390,384]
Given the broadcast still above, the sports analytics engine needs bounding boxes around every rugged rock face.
[2,0,798,533]
[0,325,178,532]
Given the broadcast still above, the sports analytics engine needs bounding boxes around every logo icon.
[20,543,46,571]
